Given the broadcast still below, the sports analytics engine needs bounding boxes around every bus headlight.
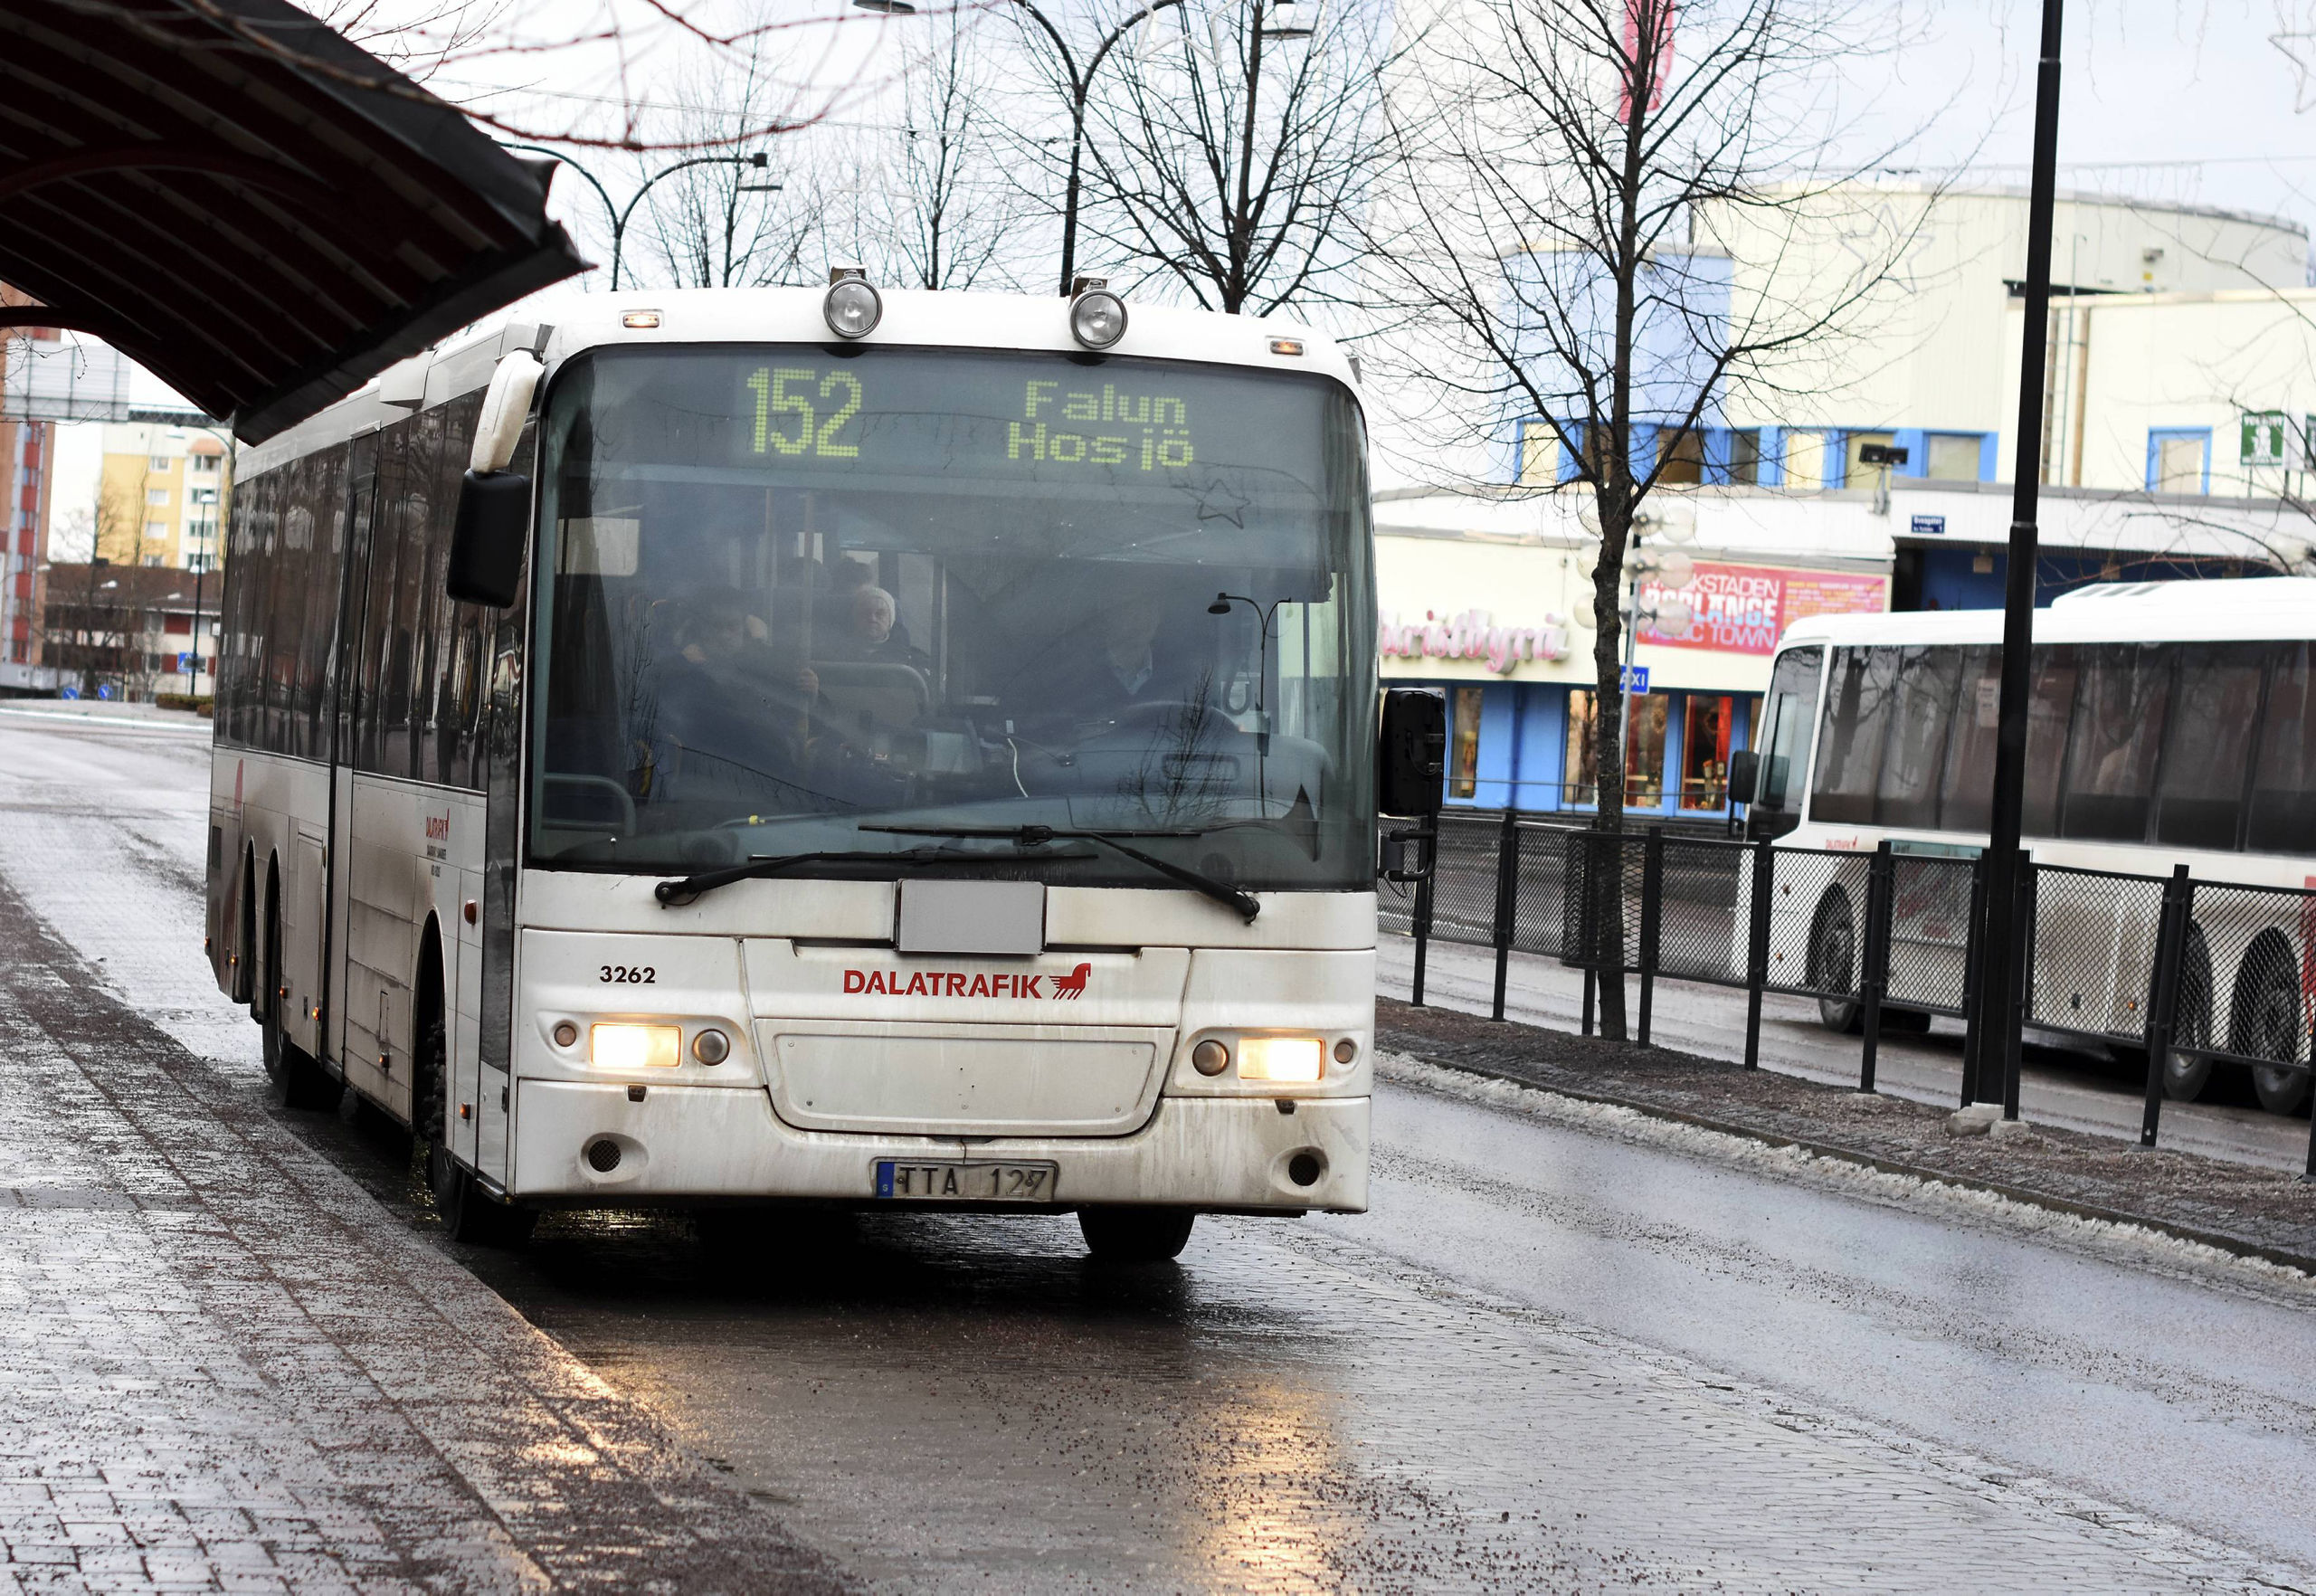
[823,270,882,339]
[1238,1037,1324,1084]
[1068,287,1128,350]
[591,1023,681,1070]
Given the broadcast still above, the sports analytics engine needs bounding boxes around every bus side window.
[2155,641,2265,852]
[1810,646,1897,826]
[2021,645,2078,836]
[2247,641,2316,853]
[2056,643,2169,842]
[1875,646,1961,831]
[1937,644,1999,833]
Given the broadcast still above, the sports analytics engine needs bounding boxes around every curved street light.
[498,145,773,291]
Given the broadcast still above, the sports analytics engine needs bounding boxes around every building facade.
[0,293,57,689]
[40,561,219,702]
[97,422,230,572]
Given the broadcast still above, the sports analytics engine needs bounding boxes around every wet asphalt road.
[6,703,2316,1593]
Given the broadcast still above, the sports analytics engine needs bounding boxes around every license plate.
[874,1160,1058,1202]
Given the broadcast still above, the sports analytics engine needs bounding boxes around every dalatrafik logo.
[842,962,1095,1000]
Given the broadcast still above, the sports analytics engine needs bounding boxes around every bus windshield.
[528,345,1375,891]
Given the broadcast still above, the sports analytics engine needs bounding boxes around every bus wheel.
[258,889,340,1111]
[1078,1206,1196,1263]
[2234,936,2310,1116]
[2163,931,2215,1101]
[1808,890,1861,1034]
[417,998,535,1247]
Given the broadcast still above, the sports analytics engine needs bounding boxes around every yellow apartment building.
[97,422,231,571]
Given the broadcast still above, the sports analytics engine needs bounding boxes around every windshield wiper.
[654,844,1093,907]
[861,823,1260,923]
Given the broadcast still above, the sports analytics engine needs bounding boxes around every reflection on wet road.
[5,709,2313,1591]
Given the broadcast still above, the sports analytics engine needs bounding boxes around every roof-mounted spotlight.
[1068,275,1127,350]
[823,265,882,340]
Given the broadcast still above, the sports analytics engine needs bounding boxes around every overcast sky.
[44,0,2316,535]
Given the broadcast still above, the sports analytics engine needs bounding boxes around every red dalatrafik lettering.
[839,967,1074,999]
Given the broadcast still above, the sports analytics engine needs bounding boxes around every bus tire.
[2232,935,2310,1116]
[1808,889,1861,1033]
[416,976,535,1248]
[258,869,342,1111]
[2162,930,2215,1102]
[1078,1206,1195,1263]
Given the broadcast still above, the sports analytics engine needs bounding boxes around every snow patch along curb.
[1378,1050,2316,1292]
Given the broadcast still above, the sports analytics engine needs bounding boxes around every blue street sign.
[1621,666,1649,693]
[1911,514,1946,536]
[59,687,79,701]
[177,652,195,673]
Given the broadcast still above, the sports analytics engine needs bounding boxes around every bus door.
[325,434,378,1088]
[470,419,537,1188]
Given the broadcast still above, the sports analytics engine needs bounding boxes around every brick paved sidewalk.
[1381,997,2316,1274]
[0,875,848,1595]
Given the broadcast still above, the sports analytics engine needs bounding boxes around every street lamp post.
[1966,0,2066,1118]
[860,0,1185,295]
[498,146,773,291]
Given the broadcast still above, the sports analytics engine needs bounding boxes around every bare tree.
[628,44,821,290]
[1370,0,1935,1038]
[871,7,1029,291]
[1019,0,1393,313]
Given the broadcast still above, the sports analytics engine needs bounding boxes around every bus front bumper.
[508,1082,1369,1213]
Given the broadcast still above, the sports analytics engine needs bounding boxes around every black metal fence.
[1387,812,2316,1176]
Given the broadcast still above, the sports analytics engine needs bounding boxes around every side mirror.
[446,471,529,607]
[1378,688,1446,816]
[1728,748,1789,812]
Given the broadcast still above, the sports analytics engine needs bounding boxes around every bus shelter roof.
[0,0,588,442]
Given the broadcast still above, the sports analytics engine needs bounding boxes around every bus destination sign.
[745,366,1196,473]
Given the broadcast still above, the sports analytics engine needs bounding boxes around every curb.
[1394,1043,2316,1278]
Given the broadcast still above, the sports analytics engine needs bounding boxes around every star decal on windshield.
[1193,478,1251,527]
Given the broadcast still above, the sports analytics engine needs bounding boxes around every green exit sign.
[2241,411,2311,467]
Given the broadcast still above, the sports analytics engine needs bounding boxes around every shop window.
[1679,695,1734,809]
[1655,428,1704,486]
[1625,693,1669,806]
[1569,689,1670,807]
[1448,686,1483,799]
[1925,432,1983,480]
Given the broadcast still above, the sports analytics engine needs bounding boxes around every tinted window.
[2154,642,2264,851]
[1936,645,1999,832]
[2248,642,2316,853]
[2022,645,2079,836]
[1875,646,1960,829]
[2057,643,2169,841]
[1811,646,1898,825]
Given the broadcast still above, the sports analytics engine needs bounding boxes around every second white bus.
[1742,578,2316,1115]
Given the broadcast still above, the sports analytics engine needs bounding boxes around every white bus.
[1741,578,2316,1116]
[206,280,1408,1258]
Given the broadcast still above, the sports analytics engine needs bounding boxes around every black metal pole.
[1858,841,1894,1094]
[1410,817,1436,1007]
[1490,808,1519,1021]
[2004,851,2036,1123]
[1959,850,1990,1107]
[1637,825,1664,1046]
[1742,836,1771,1070]
[1970,0,2065,1103]
[2140,865,2190,1149]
